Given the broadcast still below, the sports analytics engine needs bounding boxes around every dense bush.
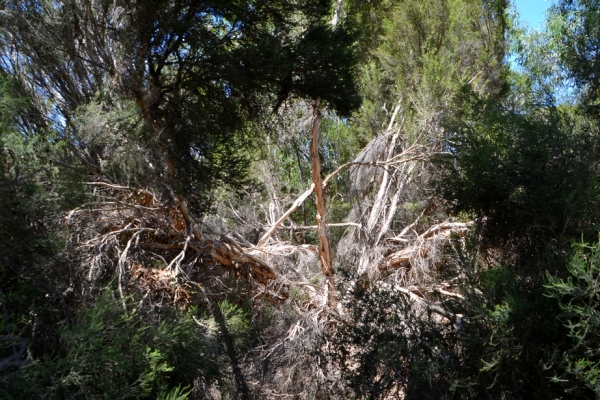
[438,89,600,270]
[546,237,600,397]
[1,288,227,399]
[334,251,569,399]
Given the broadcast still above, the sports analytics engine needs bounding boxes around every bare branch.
[257,184,315,246]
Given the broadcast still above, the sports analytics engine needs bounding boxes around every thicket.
[331,1,600,399]
[4,0,600,399]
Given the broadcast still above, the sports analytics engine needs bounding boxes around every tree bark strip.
[310,100,333,277]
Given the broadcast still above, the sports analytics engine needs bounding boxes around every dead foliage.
[53,101,474,399]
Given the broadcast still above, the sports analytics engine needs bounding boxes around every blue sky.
[513,0,553,29]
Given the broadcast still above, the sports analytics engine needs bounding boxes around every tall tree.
[345,0,509,140]
[0,0,360,212]
[551,0,600,116]
[0,1,362,397]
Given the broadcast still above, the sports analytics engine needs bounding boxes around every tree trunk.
[310,100,333,278]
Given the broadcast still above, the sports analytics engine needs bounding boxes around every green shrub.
[437,89,600,272]
[546,237,600,397]
[1,288,222,399]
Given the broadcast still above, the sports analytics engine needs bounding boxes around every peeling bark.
[310,100,333,278]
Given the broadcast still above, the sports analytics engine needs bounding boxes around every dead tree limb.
[256,140,424,247]
[379,221,473,271]
[280,222,362,230]
[257,184,315,246]
[117,228,155,308]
